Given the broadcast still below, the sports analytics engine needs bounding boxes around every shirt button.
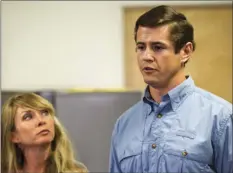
[157,114,162,118]
[182,151,188,156]
[152,144,157,149]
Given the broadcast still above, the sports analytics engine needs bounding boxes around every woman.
[1,93,88,173]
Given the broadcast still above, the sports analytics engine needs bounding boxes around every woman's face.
[11,106,55,147]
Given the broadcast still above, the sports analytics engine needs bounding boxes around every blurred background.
[1,1,232,172]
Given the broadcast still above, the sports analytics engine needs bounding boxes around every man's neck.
[22,144,50,173]
[149,73,187,103]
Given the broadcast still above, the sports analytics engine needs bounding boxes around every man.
[109,5,232,173]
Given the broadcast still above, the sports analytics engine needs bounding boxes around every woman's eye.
[41,110,49,116]
[23,113,32,120]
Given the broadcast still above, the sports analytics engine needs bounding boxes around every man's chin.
[144,78,163,88]
[144,79,157,86]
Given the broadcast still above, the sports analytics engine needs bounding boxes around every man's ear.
[11,132,20,143]
[180,42,193,64]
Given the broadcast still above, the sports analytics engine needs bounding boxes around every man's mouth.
[143,67,156,72]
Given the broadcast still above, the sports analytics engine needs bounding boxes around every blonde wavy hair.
[1,93,88,173]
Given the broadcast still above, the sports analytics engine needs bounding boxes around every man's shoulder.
[113,100,144,132]
[112,100,145,147]
[118,100,144,121]
[193,86,232,114]
[193,87,233,144]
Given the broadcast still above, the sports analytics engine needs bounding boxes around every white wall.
[2,1,231,91]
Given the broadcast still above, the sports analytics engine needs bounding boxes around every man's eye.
[41,110,49,116]
[136,45,145,51]
[152,45,164,51]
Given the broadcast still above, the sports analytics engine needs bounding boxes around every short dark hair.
[134,5,196,54]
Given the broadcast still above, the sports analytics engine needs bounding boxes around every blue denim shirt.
[109,76,232,173]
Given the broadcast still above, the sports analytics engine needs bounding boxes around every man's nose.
[142,48,154,61]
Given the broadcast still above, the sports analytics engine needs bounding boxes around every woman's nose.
[36,113,46,127]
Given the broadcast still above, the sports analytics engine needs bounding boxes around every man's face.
[136,25,183,88]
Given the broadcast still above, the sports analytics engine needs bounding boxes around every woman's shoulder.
[71,161,89,173]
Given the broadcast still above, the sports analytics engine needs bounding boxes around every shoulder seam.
[193,88,232,113]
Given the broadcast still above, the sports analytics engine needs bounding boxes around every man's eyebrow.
[136,42,145,45]
[151,41,166,45]
[136,41,166,45]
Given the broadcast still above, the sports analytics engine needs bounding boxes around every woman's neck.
[22,144,50,173]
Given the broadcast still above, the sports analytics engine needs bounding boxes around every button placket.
[182,150,188,157]
[157,114,163,118]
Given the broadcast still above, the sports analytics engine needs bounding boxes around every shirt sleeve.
[214,114,233,173]
[109,121,122,173]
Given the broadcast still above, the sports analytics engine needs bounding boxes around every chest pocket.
[162,128,215,173]
[118,143,142,173]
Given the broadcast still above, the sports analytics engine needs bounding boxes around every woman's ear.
[11,132,20,143]
[180,42,193,64]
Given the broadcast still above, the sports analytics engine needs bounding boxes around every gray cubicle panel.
[1,91,22,107]
[1,91,56,107]
[54,91,142,172]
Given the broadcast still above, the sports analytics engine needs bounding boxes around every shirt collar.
[143,76,195,111]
